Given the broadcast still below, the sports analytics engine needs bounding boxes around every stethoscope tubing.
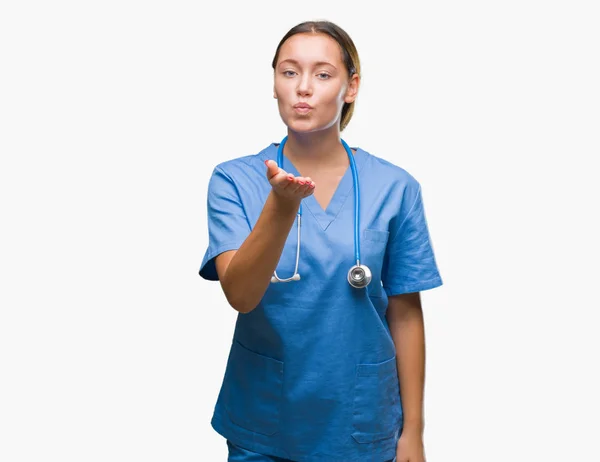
[272,136,368,286]
[341,138,361,265]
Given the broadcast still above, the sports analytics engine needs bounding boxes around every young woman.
[199,20,443,462]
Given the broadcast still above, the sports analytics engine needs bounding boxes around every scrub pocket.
[222,340,284,436]
[351,355,402,444]
[363,228,390,298]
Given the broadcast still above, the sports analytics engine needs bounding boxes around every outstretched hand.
[265,159,315,202]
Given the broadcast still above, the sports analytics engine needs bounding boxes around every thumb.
[265,159,283,180]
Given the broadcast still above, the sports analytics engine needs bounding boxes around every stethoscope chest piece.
[347,263,372,289]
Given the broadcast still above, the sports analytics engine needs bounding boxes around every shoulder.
[210,143,273,177]
[359,147,421,195]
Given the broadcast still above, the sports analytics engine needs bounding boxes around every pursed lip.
[293,103,313,109]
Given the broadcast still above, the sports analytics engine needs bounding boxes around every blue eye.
[282,70,331,79]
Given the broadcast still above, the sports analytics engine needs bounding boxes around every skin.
[272,32,359,211]
[216,31,359,300]
[387,292,428,462]
[216,32,427,461]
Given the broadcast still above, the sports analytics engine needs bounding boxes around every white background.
[1,1,599,461]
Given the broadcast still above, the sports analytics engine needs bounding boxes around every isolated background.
[1,0,599,461]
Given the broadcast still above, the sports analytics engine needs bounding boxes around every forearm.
[222,190,300,313]
[388,302,426,436]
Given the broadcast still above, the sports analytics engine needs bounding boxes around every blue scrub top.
[199,142,443,461]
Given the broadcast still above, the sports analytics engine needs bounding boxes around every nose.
[296,73,312,97]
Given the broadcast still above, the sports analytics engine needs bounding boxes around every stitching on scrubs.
[299,196,319,222]
[207,241,246,260]
[363,228,390,242]
[384,275,443,296]
[200,241,246,280]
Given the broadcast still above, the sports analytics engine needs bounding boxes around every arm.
[386,291,426,438]
[215,191,300,314]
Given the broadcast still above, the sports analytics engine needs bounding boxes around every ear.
[273,85,277,99]
[344,73,360,104]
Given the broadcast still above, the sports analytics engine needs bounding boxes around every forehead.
[277,33,344,66]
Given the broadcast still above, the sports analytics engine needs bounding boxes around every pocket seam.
[356,355,397,376]
[351,356,401,444]
[222,340,283,436]
[363,228,390,243]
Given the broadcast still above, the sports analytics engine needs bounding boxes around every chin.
[284,117,330,134]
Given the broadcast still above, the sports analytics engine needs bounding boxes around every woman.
[199,20,443,462]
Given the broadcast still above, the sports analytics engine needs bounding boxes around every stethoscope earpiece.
[271,273,300,283]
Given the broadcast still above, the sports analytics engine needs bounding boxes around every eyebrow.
[278,58,337,70]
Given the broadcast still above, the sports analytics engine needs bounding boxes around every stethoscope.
[270,136,372,289]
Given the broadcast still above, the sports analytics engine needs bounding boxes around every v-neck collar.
[263,142,367,231]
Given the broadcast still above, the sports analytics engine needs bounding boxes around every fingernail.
[265,160,269,166]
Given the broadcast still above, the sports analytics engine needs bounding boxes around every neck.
[283,127,352,170]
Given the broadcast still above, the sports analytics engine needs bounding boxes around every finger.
[265,160,285,180]
[271,173,295,192]
[265,161,281,181]
[294,177,312,193]
[286,177,304,194]
[303,184,315,197]
[296,177,314,192]
[290,176,313,194]
[297,176,314,186]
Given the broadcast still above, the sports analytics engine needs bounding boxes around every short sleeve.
[198,166,251,281]
[382,184,443,296]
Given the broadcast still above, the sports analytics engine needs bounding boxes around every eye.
[317,73,331,79]
[283,70,297,77]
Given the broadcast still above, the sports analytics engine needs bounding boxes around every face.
[273,33,359,133]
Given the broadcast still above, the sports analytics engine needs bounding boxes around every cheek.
[322,84,347,105]
[274,80,294,99]
[319,89,346,115]
[336,85,349,104]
